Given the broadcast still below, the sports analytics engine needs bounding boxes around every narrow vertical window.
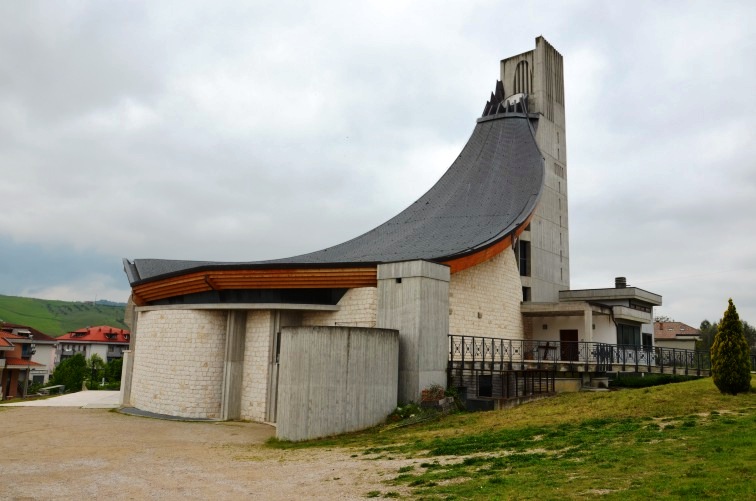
[519,240,530,277]
[513,60,531,95]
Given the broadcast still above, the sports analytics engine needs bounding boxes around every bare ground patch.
[0,407,408,500]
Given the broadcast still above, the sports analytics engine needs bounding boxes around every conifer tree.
[710,299,751,395]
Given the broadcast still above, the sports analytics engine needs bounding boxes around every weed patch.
[268,379,756,499]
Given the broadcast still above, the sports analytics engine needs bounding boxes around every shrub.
[87,353,107,383]
[105,358,123,382]
[28,380,45,394]
[49,353,88,392]
[421,383,445,402]
[710,299,752,395]
[388,403,422,422]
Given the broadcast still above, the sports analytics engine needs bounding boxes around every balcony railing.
[448,335,721,376]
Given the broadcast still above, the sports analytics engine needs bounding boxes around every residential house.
[56,326,130,364]
[0,323,58,399]
[654,321,701,351]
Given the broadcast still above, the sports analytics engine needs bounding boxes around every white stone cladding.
[131,309,226,419]
[449,248,524,340]
[301,287,377,327]
[240,310,273,421]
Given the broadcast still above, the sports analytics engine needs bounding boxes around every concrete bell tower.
[501,36,569,302]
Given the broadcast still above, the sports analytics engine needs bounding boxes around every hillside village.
[1,321,129,399]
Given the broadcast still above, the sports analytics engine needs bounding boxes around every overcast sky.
[1,1,754,327]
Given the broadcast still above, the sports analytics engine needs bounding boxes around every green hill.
[0,294,127,337]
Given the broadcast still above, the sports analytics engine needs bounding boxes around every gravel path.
[0,406,408,500]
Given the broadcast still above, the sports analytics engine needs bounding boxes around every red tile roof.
[0,322,58,342]
[57,325,130,344]
[4,357,44,367]
[0,336,16,349]
[0,332,28,341]
[654,321,701,340]
[0,331,29,349]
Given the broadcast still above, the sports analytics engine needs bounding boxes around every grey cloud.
[1,1,755,325]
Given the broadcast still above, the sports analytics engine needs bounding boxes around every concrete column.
[221,310,248,420]
[265,311,280,423]
[377,260,450,404]
[119,350,133,406]
[584,308,593,342]
[120,296,138,407]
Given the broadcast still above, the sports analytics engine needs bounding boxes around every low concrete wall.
[554,378,582,393]
[276,326,399,441]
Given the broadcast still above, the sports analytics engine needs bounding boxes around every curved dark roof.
[125,104,544,286]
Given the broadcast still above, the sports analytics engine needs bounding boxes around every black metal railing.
[450,369,555,402]
[448,335,716,377]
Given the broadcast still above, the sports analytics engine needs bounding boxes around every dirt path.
[0,407,408,500]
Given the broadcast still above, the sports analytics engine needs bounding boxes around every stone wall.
[240,310,273,421]
[449,248,524,340]
[131,309,226,419]
[301,287,377,327]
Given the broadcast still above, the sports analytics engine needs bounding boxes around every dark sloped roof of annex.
[124,88,545,286]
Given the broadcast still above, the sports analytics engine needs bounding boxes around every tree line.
[698,318,756,353]
[48,353,122,392]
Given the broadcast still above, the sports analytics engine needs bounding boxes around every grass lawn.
[0,294,126,335]
[269,378,756,499]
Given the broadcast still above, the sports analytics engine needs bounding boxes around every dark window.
[617,324,641,346]
[629,301,651,313]
[478,375,493,398]
[554,163,565,178]
[519,240,530,277]
[522,287,531,302]
[642,333,653,350]
[275,331,281,364]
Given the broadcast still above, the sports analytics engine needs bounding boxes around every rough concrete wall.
[276,326,398,441]
[119,350,133,406]
[240,310,273,421]
[131,309,226,419]
[501,38,569,303]
[300,287,377,327]
[448,248,524,340]
[377,261,449,404]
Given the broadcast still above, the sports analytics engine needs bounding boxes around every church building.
[121,38,663,440]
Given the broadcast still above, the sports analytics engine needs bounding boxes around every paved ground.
[0,404,411,500]
[2,390,120,408]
